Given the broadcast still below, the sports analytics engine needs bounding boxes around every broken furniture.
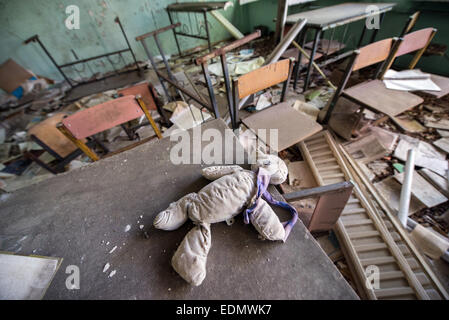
[239,59,322,151]
[299,130,448,299]
[238,17,307,114]
[57,95,162,162]
[26,113,102,174]
[274,0,315,43]
[194,30,262,126]
[322,37,424,137]
[0,119,358,299]
[381,27,449,99]
[0,59,36,98]
[24,17,139,89]
[286,2,396,91]
[166,2,228,54]
[135,24,216,121]
[284,181,353,233]
[118,82,169,126]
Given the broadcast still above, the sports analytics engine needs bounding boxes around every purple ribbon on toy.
[243,167,298,241]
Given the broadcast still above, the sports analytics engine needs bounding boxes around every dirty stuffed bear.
[153,153,298,286]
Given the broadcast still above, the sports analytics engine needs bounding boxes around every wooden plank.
[433,138,449,154]
[242,102,322,152]
[28,113,79,158]
[343,208,366,215]
[355,243,388,253]
[393,171,447,208]
[301,131,432,300]
[424,116,449,130]
[348,230,380,239]
[419,169,449,198]
[374,177,425,215]
[342,219,373,227]
[375,287,415,298]
[339,144,449,299]
[308,144,329,152]
[237,59,290,99]
[344,80,423,118]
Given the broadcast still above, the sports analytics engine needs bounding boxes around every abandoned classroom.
[1,0,449,302]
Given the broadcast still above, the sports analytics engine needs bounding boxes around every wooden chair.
[117,82,170,139]
[322,37,424,125]
[237,59,322,152]
[380,27,449,99]
[283,181,354,233]
[57,95,162,162]
[26,113,104,174]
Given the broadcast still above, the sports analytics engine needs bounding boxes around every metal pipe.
[24,35,73,86]
[157,71,214,112]
[140,39,172,102]
[398,149,415,228]
[135,23,181,41]
[203,11,212,51]
[303,28,321,91]
[114,17,140,72]
[59,49,129,68]
[292,40,336,90]
[167,10,182,56]
[172,31,209,41]
[195,30,261,65]
[266,18,307,64]
[237,18,306,109]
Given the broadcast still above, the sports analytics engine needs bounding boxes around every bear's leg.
[171,223,211,286]
[153,193,196,231]
[250,199,285,241]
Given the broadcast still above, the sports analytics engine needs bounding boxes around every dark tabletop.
[0,119,358,299]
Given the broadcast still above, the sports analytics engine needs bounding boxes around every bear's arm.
[201,165,243,181]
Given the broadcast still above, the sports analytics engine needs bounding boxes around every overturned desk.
[167,2,228,54]
[0,119,357,299]
[286,2,396,91]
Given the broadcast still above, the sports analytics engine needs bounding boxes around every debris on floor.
[1,1,449,302]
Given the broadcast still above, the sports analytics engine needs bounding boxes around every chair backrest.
[321,38,395,123]
[118,83,157,110]
[353,38,394,71]
[379,27,437,77]
[62,95,144,140]
[395,27,435,57]
[234,59,292,99]
[28,112,78,158]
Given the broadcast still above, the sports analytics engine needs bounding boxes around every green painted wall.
[244,0,449,76]
[1,0,448,86]
[0,0,250,83]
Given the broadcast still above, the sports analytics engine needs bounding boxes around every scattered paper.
[383,69,441,92]
[169,104,211,130]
